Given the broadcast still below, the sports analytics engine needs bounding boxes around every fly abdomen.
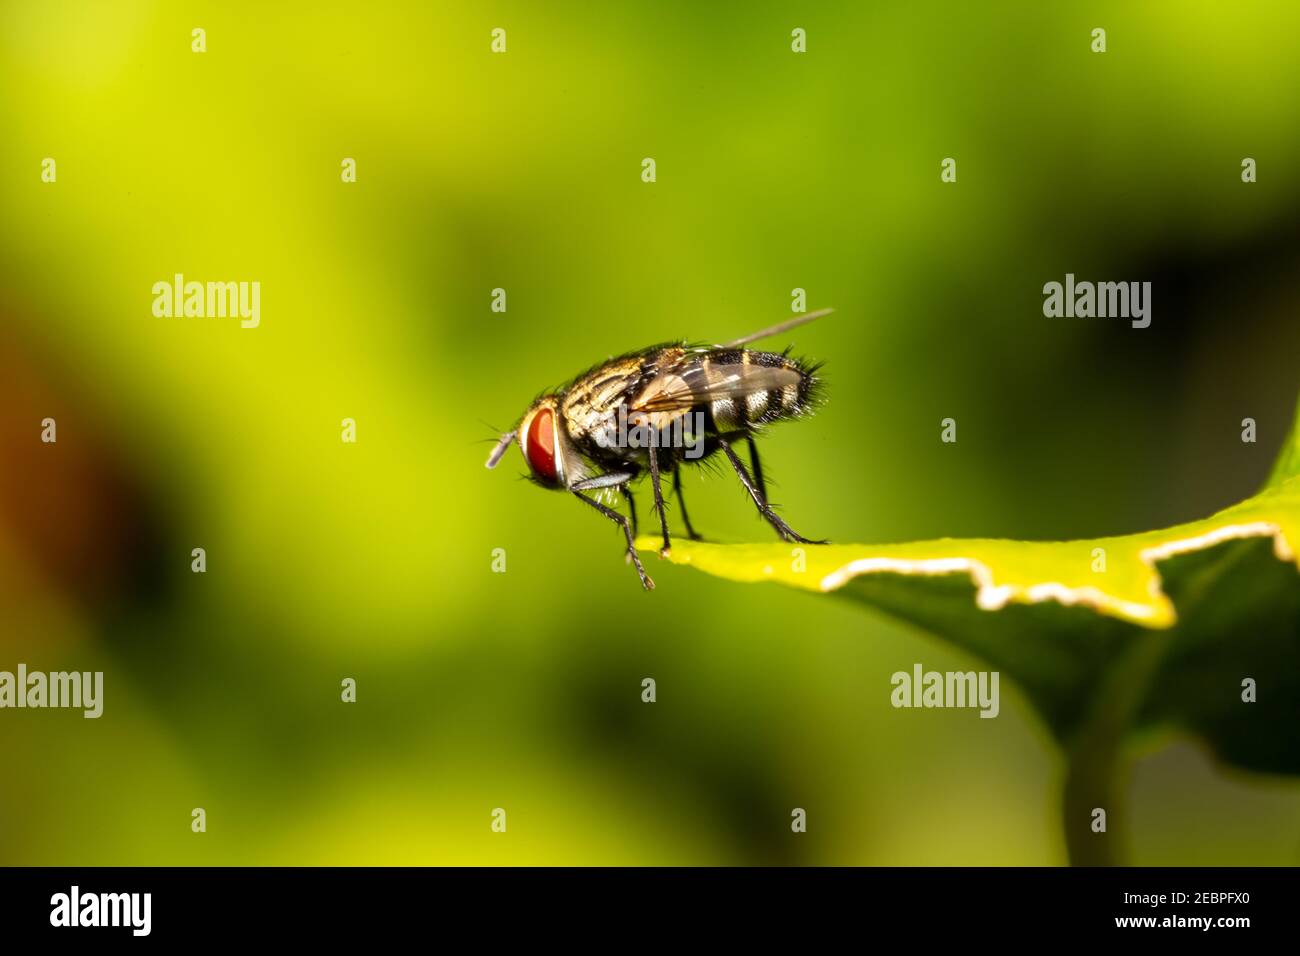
[701,349,820,434]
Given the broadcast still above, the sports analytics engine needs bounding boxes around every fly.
[485,309,832,589]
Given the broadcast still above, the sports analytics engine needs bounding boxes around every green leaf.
[643,476,1300,631]
[1266,391,1300,488]
[637,406,1300,792]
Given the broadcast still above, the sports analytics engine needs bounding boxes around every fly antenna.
[485,430,517,469]
[724,308,834,348]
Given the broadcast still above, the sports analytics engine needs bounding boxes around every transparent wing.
[722,308,833,348]
[630,353,802,415]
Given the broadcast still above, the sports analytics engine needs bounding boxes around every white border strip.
[818,520,1294,625]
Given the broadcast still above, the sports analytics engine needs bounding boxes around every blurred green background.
[2,0,1298,865]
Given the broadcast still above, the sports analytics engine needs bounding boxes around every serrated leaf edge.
[817,519,1295,628]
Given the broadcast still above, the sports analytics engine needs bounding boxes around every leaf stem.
[1062,628,1174,865]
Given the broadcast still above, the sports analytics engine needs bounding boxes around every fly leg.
[574,491,654,590]
[746,434,768,506]
[672,467,702,540]
[646,438,672,557]
[622,486,639,540]
[622,485,640,564]
[717,437,824,544]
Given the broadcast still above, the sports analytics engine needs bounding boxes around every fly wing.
[630,350,803,416]
[722,308,833,348]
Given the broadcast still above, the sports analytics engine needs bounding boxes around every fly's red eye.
[525,407,557,482]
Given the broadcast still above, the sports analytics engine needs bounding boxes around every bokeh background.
[2,0,1298,864]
